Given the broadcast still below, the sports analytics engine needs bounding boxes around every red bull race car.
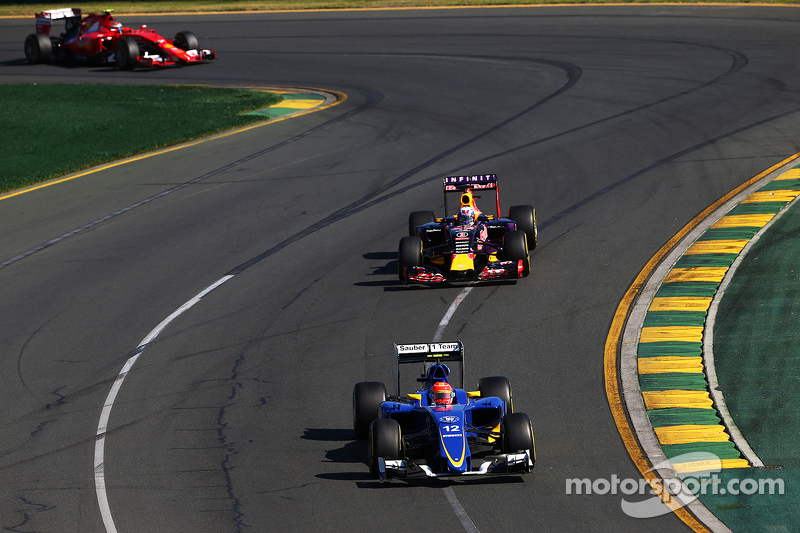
[352,342,535,481]
[23,8,216,69]
[399,174,537,284]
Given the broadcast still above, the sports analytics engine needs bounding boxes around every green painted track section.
[635,166,800,529]
[708,170,800,530]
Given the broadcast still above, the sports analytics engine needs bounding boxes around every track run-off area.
[2,5,800,532]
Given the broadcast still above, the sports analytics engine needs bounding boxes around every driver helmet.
[458,206,476,225]
[431,381,454,406]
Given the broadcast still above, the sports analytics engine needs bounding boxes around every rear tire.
[398,236,423,281]
[353,381,387,439]
[478,376,513,414]
[508,204,537,250]
[173,31,199,51]
[502,412,535,460]
[368,418,402,478]
[408,210,435,236]
[114,38,139,70]
[503,230,530,277]
[24,33,52,64]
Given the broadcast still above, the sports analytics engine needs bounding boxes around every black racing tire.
[173,31,199,51]
[508,204,537,250]
[503,230,530,277]
[408,210,436,236]
[24,33,52,64]
[114,38,140,70]
[478,376,513,414]
[502,412,535,460]
[398,236,423,281]
[353,381,387,439]
[368,418,402,479]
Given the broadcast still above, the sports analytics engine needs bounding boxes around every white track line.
[94,275,233,533]
[94,277,478,532]
[433,286,480,533]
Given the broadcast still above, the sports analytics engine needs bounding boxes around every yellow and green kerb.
[244,91,328,118]
[638,166,800,474]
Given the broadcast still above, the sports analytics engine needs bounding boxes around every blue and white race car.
[352,342,535,481]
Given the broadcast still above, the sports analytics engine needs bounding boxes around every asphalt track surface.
[2,5,800,532]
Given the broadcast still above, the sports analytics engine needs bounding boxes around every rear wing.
[35,8,81,35]
[394,341,464,395]
[442,174,501,219]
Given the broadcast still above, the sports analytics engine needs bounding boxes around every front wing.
[403,259,523,284]
[376,450,534,481]
[135,47,216,67]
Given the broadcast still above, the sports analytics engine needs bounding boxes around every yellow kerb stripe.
[711,214,775,228]
[664,267,728,283]
[654,424,730,445]
[638,357,704,374]
[642,390,714,409]
[685,240,748,255]
[649,297,712,312]
[672,458,751,473]
[640,326,704,343]
[742,190,800,203]
[272,99,324,109]
[775,168,800,179]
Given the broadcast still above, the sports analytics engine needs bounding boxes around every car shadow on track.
[303,427,375,482]
[354,475,527,489]
[303,427,527,487]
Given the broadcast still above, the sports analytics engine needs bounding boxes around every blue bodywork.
[375,351,533,480]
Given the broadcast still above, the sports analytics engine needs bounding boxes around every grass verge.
[0,84,281,193]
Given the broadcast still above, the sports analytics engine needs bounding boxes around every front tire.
[398,236,423,281]
[368,418,402,479]
[114,38,139,70]
[478,376,513,414]
[408,210,435,236]
[508,204,537,250]
[503,230,530,277]
[173,31,199,51]
[353,381,386,439]
[502,412,535,461]
[24,33,52,64]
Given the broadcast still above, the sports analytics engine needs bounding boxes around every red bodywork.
[29,8,215,67]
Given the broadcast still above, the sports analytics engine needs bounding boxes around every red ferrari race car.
[23,8,216,69]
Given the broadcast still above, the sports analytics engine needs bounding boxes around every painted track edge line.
[94,274,234,533]
[4,4,800,19]
[605,151,800,533]
[0,86,346,202]
[434,286,480,533]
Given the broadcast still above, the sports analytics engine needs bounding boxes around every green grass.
[2,0,798,16]
[0,84,281,192]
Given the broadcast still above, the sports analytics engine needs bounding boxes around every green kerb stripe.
[638,341,702,357]
[640,372,709,392]
[727,203,787,215]
[655,282,720,298]
[700,228,761,241]
[643,311,707,327]
[661,442,743,460]
[673,255,737,268]
[760,178,800,191]
[648,407,721,427]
